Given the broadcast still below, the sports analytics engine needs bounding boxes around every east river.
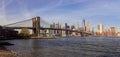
[3,37,120,57]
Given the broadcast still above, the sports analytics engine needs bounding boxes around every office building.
[98,24,104,34]
[86,21,90,32]
[110,27,117,36]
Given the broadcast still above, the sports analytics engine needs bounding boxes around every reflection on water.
[5,37,120,57]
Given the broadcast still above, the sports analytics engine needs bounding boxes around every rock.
[0,42,14,46]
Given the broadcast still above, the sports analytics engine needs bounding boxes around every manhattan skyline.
[0,0,120,29]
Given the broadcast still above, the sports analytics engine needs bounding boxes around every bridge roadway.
[6,27,81,32]
[5,27,92,35]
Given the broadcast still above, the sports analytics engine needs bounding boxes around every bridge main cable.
[4,19,33,27]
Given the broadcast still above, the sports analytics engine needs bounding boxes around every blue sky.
[0,0,120,29]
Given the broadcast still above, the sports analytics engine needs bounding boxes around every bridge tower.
[32,17,40,36]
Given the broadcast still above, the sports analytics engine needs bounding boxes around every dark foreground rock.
[0,42,14,46]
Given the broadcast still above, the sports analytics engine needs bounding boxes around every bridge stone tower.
[32,17,40,36]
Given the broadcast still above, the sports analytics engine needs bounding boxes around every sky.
[0,0,120,30]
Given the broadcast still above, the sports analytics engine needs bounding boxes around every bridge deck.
[5,27,92,34]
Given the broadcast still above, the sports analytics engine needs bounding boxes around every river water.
[4,37,120,57]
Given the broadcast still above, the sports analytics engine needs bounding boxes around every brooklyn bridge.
[3,16,92,38]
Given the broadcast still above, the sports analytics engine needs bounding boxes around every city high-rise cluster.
[40,20,92,37]
[93,24,119,37]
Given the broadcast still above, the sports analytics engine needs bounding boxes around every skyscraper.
[86,21,90,32]
[98,24,104,34]
[82,19,86,31]
[110,27,116,36]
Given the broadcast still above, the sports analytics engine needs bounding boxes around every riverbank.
[0,42,14,57]
[0,46,16,57]
[0,50,16,57]
[30,36,84,39]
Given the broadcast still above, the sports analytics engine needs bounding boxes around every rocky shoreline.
[0,50,16,57]
[0,42,16,57]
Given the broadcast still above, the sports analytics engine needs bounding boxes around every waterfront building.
[98,24,104,35]
[107,28,112,36]
[61,23,71,37]
[117,32,120,37]
[86,21,90,32]
[103,29,108,36]
[55,23,62,36]
[49,23,62,37]
[110,27,117,36]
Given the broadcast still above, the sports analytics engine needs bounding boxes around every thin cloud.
[0,0,7,25]
[1,0,120,29]
[0,0,14,25]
